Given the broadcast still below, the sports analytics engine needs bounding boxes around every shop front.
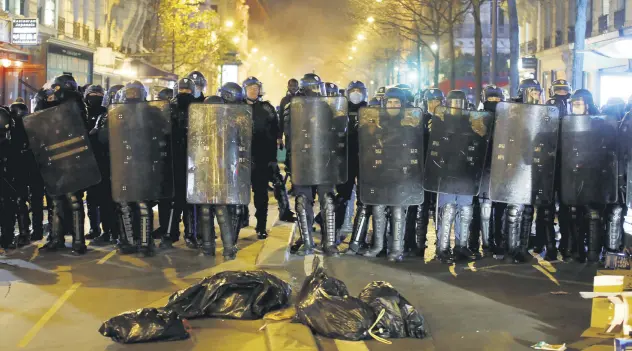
[45,38,94,87]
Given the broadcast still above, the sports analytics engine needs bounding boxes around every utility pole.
[490,0,498,85]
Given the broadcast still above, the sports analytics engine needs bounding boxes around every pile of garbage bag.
[99,270,292,343]
[295,257,427,341]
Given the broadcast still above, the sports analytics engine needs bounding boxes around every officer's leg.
[538,205,558,261]
[506,204,529,263]
[364,205,387,257]
[69,193,87,255]
[29,168,45,241]
[138,202,155,257]
[216,205,237,260]
[404,205,418,255]
[346,200,371,255]
[156,199,171,238]
[586,205,603,263]
[117,202,137,254]
[558,204,573,261]
[0,196,16,249]
[341,186,356,235]
[253,165,269,239]
[294,186,315,255]
[573,206,587,262]
[454,197,476,261]
[271,162,295,222]
[493,202,507,258]
[198,205,215,255]
[469,196,481,256]
[436,195,456,264]
[321,190,339,256]
[605,204,623,253]
[85,185,101,239]
[41,196,67,251]
[388,206,406,262]
[232,205,241,245]
[479,199,494,257]
[15,194,31,247]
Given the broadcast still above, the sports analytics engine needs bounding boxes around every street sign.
[11,18,38,45]
[522,57,538,70]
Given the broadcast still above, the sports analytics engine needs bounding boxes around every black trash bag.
[295,257,376,341]
[164,270,292,320]
[358,281,427,339]
[98,308,189,344]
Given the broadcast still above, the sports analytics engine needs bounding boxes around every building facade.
[519,0,632,106]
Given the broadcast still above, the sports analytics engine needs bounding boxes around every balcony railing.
[83,24,89,43]
[568,26,575,43]
[599,15,609,33]
[73,22,81,39]
[586,20,593,38]
[57,17,65,36]
[520,42,526,54]
[555,30,563,46]
[544,36,551,49]
[95,30,101,47]
[615,9,625,29]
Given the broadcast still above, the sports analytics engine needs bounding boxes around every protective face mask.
[349,91,363,105]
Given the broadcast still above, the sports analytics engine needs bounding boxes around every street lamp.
[351,46,357,52]
[262,56,268,62]
[251,47,258,53]
[370,80,375,85]
[367,16,375,24]
[225,20,234,28]
[430,42,438,52]
[348,56,353,60]
[232,36,240,44]
[357,33,366,41]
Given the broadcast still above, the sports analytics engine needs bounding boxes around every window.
[615,0,625,11]
[602,0,609,15]
[499,8,505,26]
[44,0,56,26]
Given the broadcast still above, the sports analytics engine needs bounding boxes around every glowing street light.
[232,36,240,44]
[357,33,366,41]
[367,16,375,24]
[251,47,258,53]
[376,0,382,2]
[394,67,399,72]
[269,63,274,68]
[262,56,268,62]
[348,56,353,60]
[430,42,438,52]
[370,80,375,85]
[351,46,357,52]
[225,20,234,28]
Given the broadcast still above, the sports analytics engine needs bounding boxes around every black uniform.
[0,109,23,249]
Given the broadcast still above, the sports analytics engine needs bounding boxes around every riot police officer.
[157,88,174,101]
[339,81,367,250]
[325,83,340,97]
[0,108,22,250]
[187,71,207,101]
[290,73,341,256]
[160,78,198,249]
[40,74,90,255]
[243,76,281,239]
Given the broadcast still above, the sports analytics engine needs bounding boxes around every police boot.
[435,203,456,264]
[541,206,558,261]
[273,168,295,223]
[454,205,477,261]
[216,206,237,260]
[241,205,249,228]
[255,203,268,240]
[232,206,242,245]
[365,205,387,257]
[388,207,405,262]
[138,202,155,257]
[503,205,522,262]
[512,205,532,263]
[197,205,215,256]
[182,205,197,244]
[117,203,137,254]
[558,205,574,262]
[322,193,340,256]
[480,201,494,257]
[346,203,370,255]
[295,195,314,256]
[606,205,623,253]
[85,200,101,239]
[15,198,31,247]
[70,194,87,255]
[586,208,603,263]
[468,198,482,259]
[493,202,508,259]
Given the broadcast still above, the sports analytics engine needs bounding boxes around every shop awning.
[0,42,29,61]
[131,59,178,81]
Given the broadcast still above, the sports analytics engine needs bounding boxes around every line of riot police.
[0,71,295,261]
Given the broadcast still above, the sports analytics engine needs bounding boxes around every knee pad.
[216,207,227,224]
[441,203,457,218]
[585,208,600,220]
[507,206,521,223]
[459,205,473,218]
[138,202,150,216]
[522,205,534,217]
[610,205,623,222]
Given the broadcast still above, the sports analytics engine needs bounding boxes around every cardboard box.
[581,275,632,339]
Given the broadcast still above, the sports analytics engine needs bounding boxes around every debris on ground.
[530,341,567,350]
[98,308,190,344]
[549,291,569,295]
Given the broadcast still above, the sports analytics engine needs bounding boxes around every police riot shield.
[290,96,348,186]
[423,106,493,196]
[23,101,101,196]
[108,101,173,202]
[489,102,560,205]
[560,114,618,205]
[621,116,632,207]
[186,104,252,205]
[358,107,424,206]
